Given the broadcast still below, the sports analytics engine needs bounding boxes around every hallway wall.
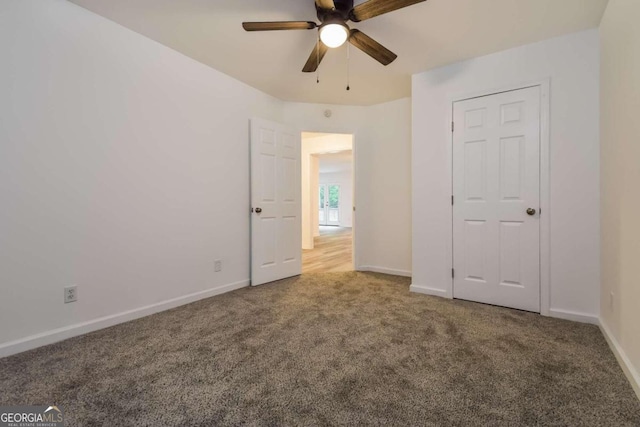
[286,99,412,276]
[599,0,640,397]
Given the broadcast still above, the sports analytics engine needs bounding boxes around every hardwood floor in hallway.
[302,226,353,273]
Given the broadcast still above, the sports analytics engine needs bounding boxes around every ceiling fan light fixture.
[319,23,349,48]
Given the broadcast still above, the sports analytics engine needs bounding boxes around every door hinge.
[451,195,454,205]
[452,268,455,279]
[451,121,455,132]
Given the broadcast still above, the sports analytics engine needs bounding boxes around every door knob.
[255,207,262,214]
[526,208,536,216]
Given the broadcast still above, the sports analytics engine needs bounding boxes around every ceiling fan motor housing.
[316,0,354,22]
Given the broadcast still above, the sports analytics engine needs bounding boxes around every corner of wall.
[599,319,640,400]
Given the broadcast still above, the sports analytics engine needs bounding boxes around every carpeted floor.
[1,272,639,426]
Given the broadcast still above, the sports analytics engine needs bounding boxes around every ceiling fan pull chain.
[316,35,321,84]
[346,42,350,91]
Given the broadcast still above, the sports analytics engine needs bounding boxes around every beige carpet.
[1,272,639,426]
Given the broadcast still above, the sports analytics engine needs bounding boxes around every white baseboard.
[600,320,640,400]
[547,308,599,325]
[358,265,412,277]
[409,284,450,298]
[0,279,250,359]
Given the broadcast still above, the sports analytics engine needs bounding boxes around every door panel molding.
[446,79,550,315]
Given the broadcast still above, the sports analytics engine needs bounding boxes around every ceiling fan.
[242,0,426,73]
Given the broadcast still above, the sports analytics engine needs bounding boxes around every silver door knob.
[526,208,536,216]
[255,207,262,214]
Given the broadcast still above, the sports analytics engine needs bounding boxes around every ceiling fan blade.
[302,41,329,73]
[242,21,317,31]
[348,29,397,66]
[350,0,426,22]
[315,0,336,10]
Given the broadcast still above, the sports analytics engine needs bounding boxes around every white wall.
[0,0,284,354]
[412,30,600,321]
[600,0,640,397]
[320,171,353,228]
[286,99,412,276]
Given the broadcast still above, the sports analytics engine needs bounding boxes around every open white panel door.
[250,118,301,286]
[452,86,541,312]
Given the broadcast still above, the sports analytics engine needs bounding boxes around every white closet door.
[453,86,541,312]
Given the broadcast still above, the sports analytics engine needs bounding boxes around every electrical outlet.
[64,286,78,303]
[214,259,222,272]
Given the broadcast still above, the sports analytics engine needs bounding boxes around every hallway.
[302,227,353,273]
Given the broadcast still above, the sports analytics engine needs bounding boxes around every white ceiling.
[68,0,609,106]
[318,151,353,173]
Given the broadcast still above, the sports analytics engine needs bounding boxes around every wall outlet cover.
[64,286,78,303]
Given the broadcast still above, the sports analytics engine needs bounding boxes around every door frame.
[302,129,358,271]
[446,79,551,316]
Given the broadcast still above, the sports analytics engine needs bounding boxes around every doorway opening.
[301,132,354,273]
[319,183,341,226]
